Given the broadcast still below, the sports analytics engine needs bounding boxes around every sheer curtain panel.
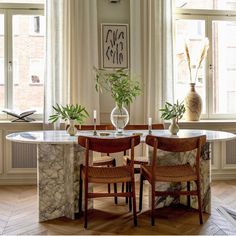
[129,0,174,124]
[44,0,99,128]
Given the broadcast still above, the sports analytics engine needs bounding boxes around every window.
[0,5,44,116]
[175,19,206,113]
[174,0,236,118]
[175,0,236,10]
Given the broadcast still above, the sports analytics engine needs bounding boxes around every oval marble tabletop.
[6,129,236,144]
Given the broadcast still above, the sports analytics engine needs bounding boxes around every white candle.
[93,110,97,120]
[148,117,152,126]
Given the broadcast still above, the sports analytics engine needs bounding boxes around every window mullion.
[206,16,212,119]
[6,10,12,109]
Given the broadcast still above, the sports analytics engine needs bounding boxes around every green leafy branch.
[49,104,89,124]
[95,68,142,109]
[159,100,186,122]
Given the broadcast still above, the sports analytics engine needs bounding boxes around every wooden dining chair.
[139,135,206,226]
[75,124,118,203]
[78,135,140,228]
[122,124,164,204]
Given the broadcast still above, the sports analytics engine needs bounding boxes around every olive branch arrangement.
[94,68,142,109]
[159,100,186,123]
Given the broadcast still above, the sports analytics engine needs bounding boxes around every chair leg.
[139,174,144,212]
[79,176,83,215]
[122,182,124,192]
[131,179,137,226]
[114,183,118,204]
[126,182,129,204]
[111,159,118,205]
[84,181,88,229]
[187,181,191,208]
[129,182,132,212]
[196,180,203,224]
[151,183,155,226]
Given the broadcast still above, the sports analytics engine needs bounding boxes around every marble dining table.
[6,129,236,222]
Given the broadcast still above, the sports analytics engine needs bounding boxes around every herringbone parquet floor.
[0,180,236,235]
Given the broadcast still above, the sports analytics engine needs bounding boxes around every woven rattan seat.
[139,135,207,226]
[141,164,197,182]
[93,156,115,166]
[82,166,131,183]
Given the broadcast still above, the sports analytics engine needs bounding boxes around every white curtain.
[44,0,99,128]
[129,0,174,124]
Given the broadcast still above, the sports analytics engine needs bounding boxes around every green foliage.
[49,104,89,124]
[95,68,142,109]
[159,100,186,121]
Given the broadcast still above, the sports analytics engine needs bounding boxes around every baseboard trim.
[0,174,235,185]
[212,173,236,180]
[0,178,37,185]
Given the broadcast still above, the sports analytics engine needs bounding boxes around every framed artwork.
[101,23,129,69]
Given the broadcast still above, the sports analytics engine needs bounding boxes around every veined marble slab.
[37,143,92,222]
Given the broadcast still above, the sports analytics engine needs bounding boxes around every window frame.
[174,7,236,119]
[0,3,44,120]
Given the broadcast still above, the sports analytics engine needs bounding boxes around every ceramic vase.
[110,104,129,135]
[66,119,77,136]
[184,83,202,121]
[169,117,179,135]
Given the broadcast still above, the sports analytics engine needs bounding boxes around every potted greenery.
[159,100,185,135]
[95,68,141,134]
[49,104,89,136]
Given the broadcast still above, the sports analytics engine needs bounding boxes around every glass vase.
[110,104,129,135]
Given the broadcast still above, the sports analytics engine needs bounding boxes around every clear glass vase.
[110,104,129,135]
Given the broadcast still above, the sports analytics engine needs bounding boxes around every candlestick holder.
[93,118,97,136]
[148,124,152,134]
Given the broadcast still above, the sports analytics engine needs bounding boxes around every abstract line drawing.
[101,24,129,69]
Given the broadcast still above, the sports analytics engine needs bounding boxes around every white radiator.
[12,142,37,168]
[226,138,236,164]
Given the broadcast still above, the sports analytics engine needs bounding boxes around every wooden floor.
[0,180,236,235]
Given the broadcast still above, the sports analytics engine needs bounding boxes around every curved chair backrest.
[76,125,108,130]
[145,134,207,177]
[78,135,140,154]
[145,135,206,153]
[124,124,164,130]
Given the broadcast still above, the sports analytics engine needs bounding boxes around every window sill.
[178,119,236,124]
[164,119,236,131]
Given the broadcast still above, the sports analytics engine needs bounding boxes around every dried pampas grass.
[185,37,209,83]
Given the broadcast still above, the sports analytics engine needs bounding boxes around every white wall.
[97,0,130,123]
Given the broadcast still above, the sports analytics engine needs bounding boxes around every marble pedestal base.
[37,144,91,222]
